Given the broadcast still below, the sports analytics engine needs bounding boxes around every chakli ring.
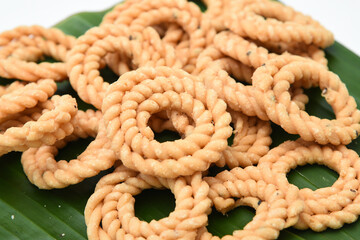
[85,165,211,240]
[102,66,232,178]
[21,110,117,189]
[0,25,75,81]
[258,139,360,231]
[224,0,334,48]
[252,54,360,145]
[0,94,77,156]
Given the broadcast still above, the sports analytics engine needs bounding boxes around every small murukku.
[0,79,57,122]
[67,24,181,109]
[252,54,360,145]
[258,139,360,231]
[84,165,211,240]
[21,110,117,189]
[102,66,232,178]
[198,55,308,121]
[224,0,334,48]
[198,168,303,239]
[0,25,76,81]
[0,94,77,156]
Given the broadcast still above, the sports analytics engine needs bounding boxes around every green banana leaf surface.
[1,1,360,239]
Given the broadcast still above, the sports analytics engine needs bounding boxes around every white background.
[0,0,359,56]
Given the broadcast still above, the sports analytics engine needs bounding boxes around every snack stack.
[0,0,359,239]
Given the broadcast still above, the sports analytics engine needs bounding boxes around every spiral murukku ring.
[199,168,303,239]
[224,0,334,48]
[0,25,76,81]
[21,110,117,189]
[0,79,57,121]
[258,139,360,231]
[252,54,360,145]
[67,24,181,109]
[84,165,211,240]
[199,56,308,121]
[0,94,77,156]
[102,66,232,178]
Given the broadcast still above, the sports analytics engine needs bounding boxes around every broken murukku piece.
[252,54,360,145]
[0,25,76,81]
[224,0,334,48]
[67,24,181,109]
[0,94,77,156]
[199,167,303,239]
[257,139,360,231]
[85,165,211,240]
[0,79,57,122]
[21,110,117,189]
[102,66,232,178]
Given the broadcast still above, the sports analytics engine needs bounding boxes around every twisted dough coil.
[85,165,211,240]
[0,79,57,122]
[224,0,334,48]
[67,24,181,109]
[258,139,360,231]
[21,110,117,189]
[0,25,76,81]
[252,54,360,145]
[0,94,77,156]
[199,168,303,239]
[102,66,232,178]
[199,56,308,120]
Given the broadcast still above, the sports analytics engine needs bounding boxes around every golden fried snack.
[21,110,117,189]
[102,66,232,178]
[216,110,272,168]
[252,54,360,145]
[224,0,334,48]
[0,79,57,122]
[0,25,75,81]
[67,24,181,109]
[85,165,211,240]
[101,0,143,25]
[258,139,360,231]
[200,168,303,239]
[104,0,211,73]
[0,94,77,156]
[0,81,24,96]
[199,56,308,121]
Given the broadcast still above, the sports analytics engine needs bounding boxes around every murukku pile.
[1,0,360,239]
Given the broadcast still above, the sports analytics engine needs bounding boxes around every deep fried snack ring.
[85,165,211,240]
[102,66,232,178]
[252,54,360,145]
[0,25,76,81]
[21,110,117,189]
[0,94,77,156]
[224,0,334,48]
[105,0,210,73]
[67,24,181,109]
[0,79,57,121]
[216,110,272,168]
[258,139,360,231]
[199,169,303,239]
[199,56,308,120]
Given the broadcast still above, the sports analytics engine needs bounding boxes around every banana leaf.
[1,2,360,240]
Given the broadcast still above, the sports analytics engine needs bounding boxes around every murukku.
[0,94,77,156]
[224,0,334,48]
[0,25,76,81]
[258,139,360,231]
[85,165,211,240]
[0,79,57,122]
[21,110,117,189]
[252,54,360,145]
[198,55,308,121]
[198,168,303,239]
[102,66,232,178]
